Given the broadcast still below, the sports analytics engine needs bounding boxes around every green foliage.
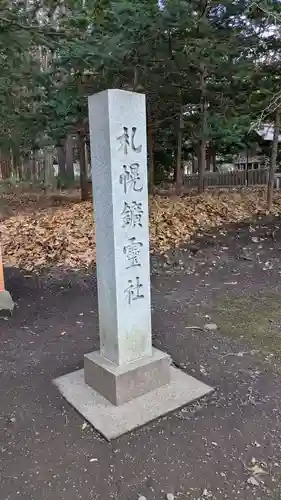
[1,0,281,176]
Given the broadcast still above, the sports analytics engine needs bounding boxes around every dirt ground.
[2,216,281,500]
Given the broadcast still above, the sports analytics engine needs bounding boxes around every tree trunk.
[267,107,280,212]
[198,66,207,194]
[147,124,154,193]
[57,145,66,188]
[32,151,37,181]
[23,157,32,181]
[84,138,89,178]
[78,131,89,201]
[206,143,211,171]
[85,138,91,181]
[44,147,55,192]
[198,139,206,193]
[211,143,217,172]
[65,134,74,183]
[18,159,23,181]
[0,151,11,179]
[175,106,184,196]
[12,149,21,180]
[146,96,154,193]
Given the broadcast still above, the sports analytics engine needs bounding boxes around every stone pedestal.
[84,348,170,406]
[0,290,14,314]
[0,247,14,314]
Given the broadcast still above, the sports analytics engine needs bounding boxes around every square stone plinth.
[84,348,170,405]
[0,290,14,314]
[54,365,213,440]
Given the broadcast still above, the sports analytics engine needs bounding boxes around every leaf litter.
[2,188,281,271]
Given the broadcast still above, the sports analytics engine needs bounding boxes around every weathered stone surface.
[0,290,14,314]
[88,89,152,366]
[84,348,171,405]
[55,89,213,435]
[54,366,213,439]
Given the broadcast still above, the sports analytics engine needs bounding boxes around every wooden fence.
[184,169,268,189]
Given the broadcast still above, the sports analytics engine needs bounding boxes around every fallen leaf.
[201,489,212,498]
[3,188,281,271]
[247,476,260,487]
[250,464,267,475]
[166,494,175,500]
[204,323,218,332]
[200,365,208,376]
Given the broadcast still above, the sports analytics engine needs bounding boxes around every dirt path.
[1,218,281,500]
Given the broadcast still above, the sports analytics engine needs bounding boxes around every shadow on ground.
[2,217,281,500]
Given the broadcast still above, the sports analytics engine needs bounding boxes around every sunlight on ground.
[213,292,281,361]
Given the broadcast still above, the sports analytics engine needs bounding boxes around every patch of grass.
[212,291,281,358]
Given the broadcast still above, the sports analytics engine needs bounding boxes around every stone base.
[0,290,14,314]
[54,366,213,440]
[84,348,170,405]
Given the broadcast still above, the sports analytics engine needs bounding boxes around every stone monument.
[54,89,212,439]
[84,89,170,405]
